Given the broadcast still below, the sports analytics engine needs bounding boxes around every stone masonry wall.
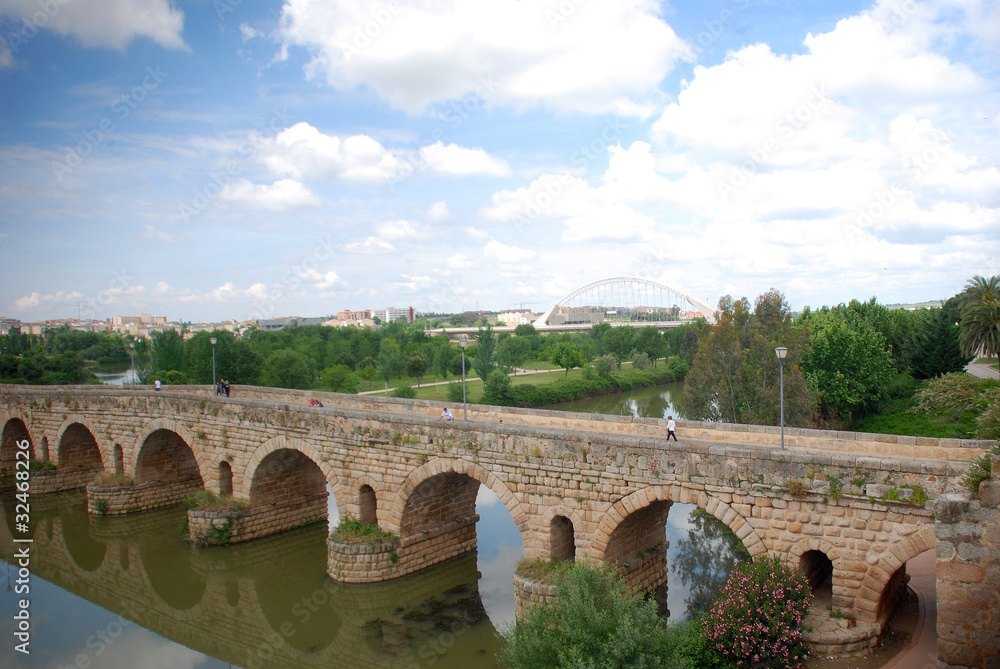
[88,477,201,515]
[188,494,327,546]
[934,454,1000,669]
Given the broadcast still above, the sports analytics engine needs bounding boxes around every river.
[1,384,747,669]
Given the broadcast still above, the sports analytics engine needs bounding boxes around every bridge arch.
[535,276,717,327]
[538,506,586,562]
[1,414,34,476]
[240,435,339,503]
[590,485,767,562]
[387,458,528,540]
[54,415,106,473]
[131,418,200,479]
[854,526,935,624]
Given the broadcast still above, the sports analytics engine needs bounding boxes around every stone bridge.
[2,385,998,665]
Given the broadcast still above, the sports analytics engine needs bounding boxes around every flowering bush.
[702,555,812,669]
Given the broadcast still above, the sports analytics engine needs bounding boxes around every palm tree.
[959,275,1000,360]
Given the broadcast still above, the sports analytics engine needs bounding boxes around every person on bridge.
[666,416,677,441]
[440,407,454,421]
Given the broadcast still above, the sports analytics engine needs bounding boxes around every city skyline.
[1,0,998,324]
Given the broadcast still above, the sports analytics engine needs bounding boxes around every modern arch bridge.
[533,276,718,328]
[2,385,997,662]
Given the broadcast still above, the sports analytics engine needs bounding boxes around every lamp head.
[775,346,788,360]
[210,337,217,345]
[460,335,468,350]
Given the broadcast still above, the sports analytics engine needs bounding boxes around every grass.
[852,393,982,438]
[91,471,134,487]
[183,490,248,513]
[515,557,570,583]
[411,364,591,402]
[329,516,398,545]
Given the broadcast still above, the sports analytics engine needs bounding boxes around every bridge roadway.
[1,384,997,661]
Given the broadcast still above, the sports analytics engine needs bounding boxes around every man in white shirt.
[666,416,677,441]
[440,407,454,421]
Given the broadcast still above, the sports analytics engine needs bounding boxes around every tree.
[472,325,497,382]
[602,326,635,363]
[483,368,514,405]
[634,325,666,366]
[514,323,538,337]
[958,275,1000,361]
[685,291,813,426]
[909,298,973,379]
[321,364,353,391]
[551,342,585,377]
[151,329,186,374]
[498,562,691,669]
[801,316,892,422]
[405,352,428,386]
[376,339,402,392]
[431,344,453,384]
[264,350,312,389]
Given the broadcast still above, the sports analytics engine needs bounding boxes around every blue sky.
[1,0,997,323]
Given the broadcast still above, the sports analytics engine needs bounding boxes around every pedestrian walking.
[666,415,677,441]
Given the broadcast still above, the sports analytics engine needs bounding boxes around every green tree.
[406,352,429,386]
[685,291,812,426]
[472,325,497,382]
[801,316,892,422]
[321,364,353,391]
[264,349,312,389]
[909,298,972,379]
[482,368,514,405]
[634,325,666,366]
[551,342,585,377]
[514,323,538,337]
[499,562,691,669]
[151,329,185,373]
[960,296,1000,360]
[602,326,635,363]
[376,339,402,392]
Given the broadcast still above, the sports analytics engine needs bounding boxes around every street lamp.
[460,335,468,421]
[129,341,135,392]
[210,337,217,395]
[775,346,788,451]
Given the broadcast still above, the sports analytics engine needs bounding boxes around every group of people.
[309,399,325,407]
[216,379,231,397]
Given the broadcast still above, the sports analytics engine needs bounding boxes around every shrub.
[910,373,987,417]
[702,555,812,669]
[330,516,398,545]
[445,382,464,402]
[977,387,1000,439]
[183,490,248,513]
[391,384,417,399]
[483,368,515,405]
[499,561,691,669]
[91,471,134,487]
[960,444,1000,497]
[28,459,56,472]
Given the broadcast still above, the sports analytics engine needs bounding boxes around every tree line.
[682,275,998,430]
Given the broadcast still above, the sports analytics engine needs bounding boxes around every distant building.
[337,309,373,322]
[497,309,534,326]
[679,310,705,320]
[257,317,327,331]
[384,307,414,324]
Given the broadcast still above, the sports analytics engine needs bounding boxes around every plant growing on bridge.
[330,516,398,546]
[91,471,134,487]
[960,444,1000,498]
[702,555,811,669]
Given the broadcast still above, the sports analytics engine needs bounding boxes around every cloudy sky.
[1,0,998,323]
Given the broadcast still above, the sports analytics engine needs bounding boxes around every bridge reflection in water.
[0,490,511,669]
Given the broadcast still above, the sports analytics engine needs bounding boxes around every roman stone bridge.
[2,385,998,664]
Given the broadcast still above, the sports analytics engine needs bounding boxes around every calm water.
[545,380,686,419]
[0,382,749,669]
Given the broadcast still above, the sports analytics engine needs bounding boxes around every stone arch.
[113,444,124,475]
[538,506,585,562]
[854,526,936,624]
[1,416,33,476]
[347,474,387,526]
[591,484,766,561]
[131,418,201,478]
[134,428,204,492]
[787,537,845,609]
[386,458,527,539]
[240,435,338,502]
[218,461,233,497]
[54,416,105,474]
[40,436,49,462]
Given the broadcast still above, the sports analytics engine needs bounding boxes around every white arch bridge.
[534,277,717,328]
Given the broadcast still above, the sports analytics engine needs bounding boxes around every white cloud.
[446,253,473,269]
[426,201,450,221]
[139,223,183,243]
[15,289,85,310]
[0,0,186,50]
[219,178,320,210]
[264,122,401,182]
[419,142,509,176]
[376,219,423,241]
[484,239,536,264]
[300,268,343,289]
[343,237,394,254]
[0,35,12,69]
[279,0,690,114]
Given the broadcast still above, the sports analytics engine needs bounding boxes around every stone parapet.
[512,572,557,618]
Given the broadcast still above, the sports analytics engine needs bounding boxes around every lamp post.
[210,337,217,395]
[460,335,468,421]
[129,341,135,392]
[775,346,788,451]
